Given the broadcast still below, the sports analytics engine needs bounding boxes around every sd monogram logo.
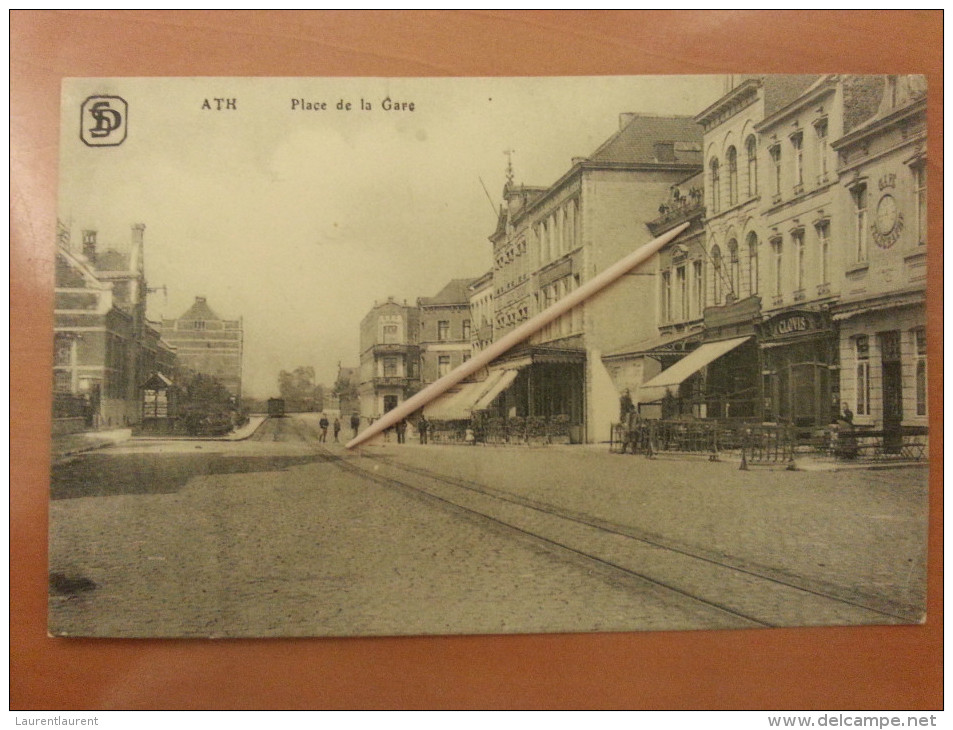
[80,96,128,147]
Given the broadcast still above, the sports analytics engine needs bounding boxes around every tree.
[278,366,324,411]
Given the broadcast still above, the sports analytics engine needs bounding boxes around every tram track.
[314,444,918,629]
[255,416,917,628]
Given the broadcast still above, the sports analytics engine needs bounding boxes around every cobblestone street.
[48,414,928,638]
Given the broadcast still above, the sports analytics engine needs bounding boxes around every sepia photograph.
[48,73,929,640]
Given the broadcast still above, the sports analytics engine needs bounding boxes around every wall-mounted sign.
[761,310,829,340]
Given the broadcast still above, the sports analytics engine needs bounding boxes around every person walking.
[350,413,360,439]
[395,419,407,444]
[418,414,429,445]
[319,414,329,443]
[333,417,341,442]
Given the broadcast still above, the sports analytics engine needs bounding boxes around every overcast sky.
[59,76,725,397]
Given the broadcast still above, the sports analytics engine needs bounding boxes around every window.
[746,135,758,197]
[852,184,869,262]
[814,119,829,183]
[710,158,721,214]
[462,319,471,340]
[726,146,738,207]
[727,239,739,299]
[383,357,397,377]
[770,145,782,198]
[194,320,206,330]
[711,246,723,305]
[438,356,451,378]
[816,220,830,285]
[914,163,927,245]
[791,132,804,192]
[914,328,927,416]
[54,337,72,366]
[747,232,759,296]
[793,229,806,292]
[692,260,704,318]
[676,266,687,321]
[382,324,398,344]
[437,320,449,341]
[661,271,672,322]
[772,237,783,298]
[855,336,870,416]
[54,370,72,393]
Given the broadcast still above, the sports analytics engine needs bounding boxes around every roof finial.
[503,149,515,186]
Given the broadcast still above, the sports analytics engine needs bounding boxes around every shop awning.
[472,368,520,411]
[637,336,752,403]
[424,380,485,420]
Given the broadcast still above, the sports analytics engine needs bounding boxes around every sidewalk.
[129,415,268,443]
[52,417,269,460]
[51,428,133,460]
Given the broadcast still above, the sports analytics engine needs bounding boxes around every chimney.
[619,113,636,130]
[130,223,145,274]
[195,296,206,304]
[82,230,97,262]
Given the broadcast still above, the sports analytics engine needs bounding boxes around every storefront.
[758,310,838,429]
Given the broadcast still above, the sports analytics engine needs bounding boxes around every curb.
[128,416,269,444]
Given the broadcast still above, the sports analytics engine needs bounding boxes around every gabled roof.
[177,296,221,321]
[419,278,477,307]
[588,114,703,166]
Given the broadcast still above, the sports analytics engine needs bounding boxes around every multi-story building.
[161,296,244,400]
[623,75,926,440]
[53,223,175,429]
[479,113,705,442]
[751,75,885,428]
[418,279,476,385]
[357,297,421,420]
[830,75,928,446]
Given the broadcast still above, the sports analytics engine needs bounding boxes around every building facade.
[161,296,244,400]
[479,114,705,442]
[830,75,928,445]
[357,297,421,420]
[622,75,927,442]
[418,279,475,385]
[53,223,175,429]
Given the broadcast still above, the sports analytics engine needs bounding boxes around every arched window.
[727,147,738,207]
[727,238,739,299]
[746,135,758,197]
[711,245,723,305]
[710,158,721,214]
[746,231,759,296]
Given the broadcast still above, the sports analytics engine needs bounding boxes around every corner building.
[357,298,421,421]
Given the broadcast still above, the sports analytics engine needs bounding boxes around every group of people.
[311,411,437,445]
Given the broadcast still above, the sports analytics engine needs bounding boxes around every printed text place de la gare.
[291,97,415,112]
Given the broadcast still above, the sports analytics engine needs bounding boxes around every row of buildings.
[53,222,243,431]
[357,74,928,444]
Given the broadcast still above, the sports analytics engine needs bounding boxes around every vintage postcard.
[49,75,929,638]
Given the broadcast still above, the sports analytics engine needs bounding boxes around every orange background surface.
[11,10,943,710]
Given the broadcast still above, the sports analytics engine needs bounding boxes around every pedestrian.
[350,412,360,439]
[395,419,407,444]
[841,402,854,425]
[418,414,429,445]
[333,417,341,442]
[319,414,329,442]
